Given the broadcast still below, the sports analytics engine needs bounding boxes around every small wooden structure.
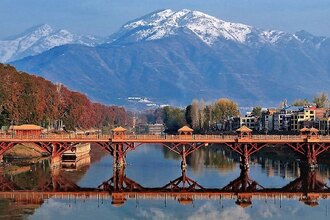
[300,127,319,139]
[10,124,43,136]
[236,125,252,139]
[235,193,252,208]
[309,127,319,139]
[300,127,309,137]
[112,126,127,139]
[178,126,193,138]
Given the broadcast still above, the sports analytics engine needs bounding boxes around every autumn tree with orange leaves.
[0,64,130,130]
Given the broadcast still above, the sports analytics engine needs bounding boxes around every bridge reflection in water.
[1,165,330,208]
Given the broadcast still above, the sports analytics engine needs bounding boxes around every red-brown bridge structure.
[1,166,329,208]
[1,125,330,169]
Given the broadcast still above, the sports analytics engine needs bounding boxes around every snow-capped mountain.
[108,9,325,47]
[11,9,330,107]
[108,9,254,45]
[0,24,103,62]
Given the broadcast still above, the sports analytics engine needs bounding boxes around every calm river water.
[1,144,330,220]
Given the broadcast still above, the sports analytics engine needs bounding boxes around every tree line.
[140,98,240,134]
[0,64,129,130]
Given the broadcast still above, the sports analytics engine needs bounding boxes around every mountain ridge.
[0,24,104,63]
[9,9,330,108]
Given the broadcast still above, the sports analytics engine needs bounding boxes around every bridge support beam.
[51,155,62,168]
[113,144,126,168]
[286,143,330,170]
[306,144,317,169]
[240,144,249,170]
[181,144,187,170]
[0,154,3,164]
[225,143,267,171]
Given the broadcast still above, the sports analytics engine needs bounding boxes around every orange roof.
[112,126,127,132]
[309,127,319,132]
[111,201,125,207]
[300,127,309,132]
[11,124,43,130]
[178,125,193,132]
[235,201,252,208]
[178,198,193,205]
[236,125,252,132]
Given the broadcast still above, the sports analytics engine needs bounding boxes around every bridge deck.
[1,134,330,143]
[0,191,329,201]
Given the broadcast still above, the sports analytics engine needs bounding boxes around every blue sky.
[1,0,330,38]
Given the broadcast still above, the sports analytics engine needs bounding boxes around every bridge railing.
[0,134,112,140]
[0,133,326,141]
[251,135,302,140]
[319,136,330,140]
[124,134,238,140]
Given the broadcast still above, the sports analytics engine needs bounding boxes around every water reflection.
[1,145,330,219]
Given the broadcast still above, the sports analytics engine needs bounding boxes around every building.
[273,113,292,131]
[9,124,44,136]
[240,113,257,130]
[136,123,164,134]
[261,109,275,132]
[290,107,316,132]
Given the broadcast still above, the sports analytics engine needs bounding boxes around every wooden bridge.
[1,125,330,169]
[1,166,329,208]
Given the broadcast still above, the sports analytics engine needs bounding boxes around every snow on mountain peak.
[0,24,103,63]
[112,9,253,45]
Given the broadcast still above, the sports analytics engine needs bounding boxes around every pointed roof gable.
[178,125,193,132]
[309,127,319,132]
[112,126,127,132]
[236,125,252,132]
[300,127,309,132]
[235,201,252,208]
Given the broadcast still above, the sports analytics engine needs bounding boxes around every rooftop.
[10,124,43,130]
[178,126,194,132]
[112,126,127,132]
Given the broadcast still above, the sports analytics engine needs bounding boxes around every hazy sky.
[1,0,330,39]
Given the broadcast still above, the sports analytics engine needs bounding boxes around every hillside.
[0,64,129,130]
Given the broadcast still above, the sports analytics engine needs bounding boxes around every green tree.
[313,92,328,108]
[292,98,309,106]
[251,106,262,118]
[0,107,10,126]
[185,105,193,127]
[162,106,186,133]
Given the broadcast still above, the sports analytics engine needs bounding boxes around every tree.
[191,100,200,130]
[251,106,262,118]
[292,98,309,107]
[162,106,186,133]
[185,105,193,127]
[313,92,328,108]
[0,64,129,130]
[212,98,240,122]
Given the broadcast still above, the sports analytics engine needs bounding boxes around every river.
[1,144,330,220]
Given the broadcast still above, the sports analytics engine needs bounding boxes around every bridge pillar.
[113,144,126,168]
[306,144,318,169]
[51,155,62,168]
[51,143,61,167]
[181,144,187,170]
[239,144,249,170]
[0,154,3,164]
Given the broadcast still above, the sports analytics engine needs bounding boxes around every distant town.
[134,95,330,135]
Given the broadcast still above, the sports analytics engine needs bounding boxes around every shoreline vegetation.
[0,64,130,131]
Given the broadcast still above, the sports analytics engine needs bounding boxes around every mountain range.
[8,9,330,107]
[0,24,103,63]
